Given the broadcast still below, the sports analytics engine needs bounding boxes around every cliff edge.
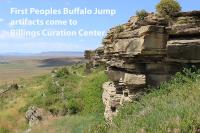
[85,10,200,121]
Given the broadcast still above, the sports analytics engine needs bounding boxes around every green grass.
[31,114,103,133]
[102,68,200,133]
[0,128,10,133]
[0,63,108,133]
[0,75,47,133]
[3,63,200,133]
[23,64,108,116]
[31,65,108,133]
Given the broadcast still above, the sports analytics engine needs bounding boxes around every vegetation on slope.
[1,62,200,133]
[100,68,200,133]
[31,65,108,133]
[0,64,108,133]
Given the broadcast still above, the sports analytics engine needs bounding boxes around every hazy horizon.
[0,51,84,57]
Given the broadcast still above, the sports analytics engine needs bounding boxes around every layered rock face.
[100,11,200,121]
[84,47,106,72]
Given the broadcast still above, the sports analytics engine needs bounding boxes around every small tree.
[156,0,181,17]
[136,9,148,20]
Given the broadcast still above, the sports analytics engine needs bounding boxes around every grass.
[0,64,108,133]
[31,114,104,133]
[0,86,28,133]
[0,57,83,85]
[101,68,200,133]
[31,65,108,133]
[2,62,200,133]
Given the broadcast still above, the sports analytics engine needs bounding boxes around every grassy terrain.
[1,60,200,133]
[0,57,83,85]
[101,68,200,133]
[31,65,108,133]
[0,64,108,133]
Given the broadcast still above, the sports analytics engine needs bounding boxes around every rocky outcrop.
[84,47,106,72]
[25,106,52,126]
[96,11,200,121]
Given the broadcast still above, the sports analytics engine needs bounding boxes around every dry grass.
[0,57,84,133]
[0,97,27,132]
[0,57,84,85]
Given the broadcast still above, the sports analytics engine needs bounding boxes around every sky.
[0,0,199,54]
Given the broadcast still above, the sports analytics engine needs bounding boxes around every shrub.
[136,9,148,20]
[67,99,80,114]
[156,0,181,17]
[55,67,70,78]
[115,25,124,33]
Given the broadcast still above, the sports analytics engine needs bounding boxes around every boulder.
[25,106,51,127]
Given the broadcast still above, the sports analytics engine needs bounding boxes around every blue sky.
[0,0,199,53]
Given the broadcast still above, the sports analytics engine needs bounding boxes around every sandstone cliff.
[85,11,200,121]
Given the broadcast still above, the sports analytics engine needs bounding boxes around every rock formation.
[89,11,200,121]
[84,47,106,72]
[25,106,52,126]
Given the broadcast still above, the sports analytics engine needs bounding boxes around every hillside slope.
[1,64,200,133]
[0,64,108,133]
[101,69,200,133]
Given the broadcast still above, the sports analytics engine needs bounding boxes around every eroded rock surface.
[86,11,200,121]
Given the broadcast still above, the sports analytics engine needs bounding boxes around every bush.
[136,9,148,20]
[67,99,80,114]
[115,25,124,33]
[156,0,181,17]
[55,67,70,78]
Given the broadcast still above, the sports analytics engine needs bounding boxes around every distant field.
[0,56,84,85]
